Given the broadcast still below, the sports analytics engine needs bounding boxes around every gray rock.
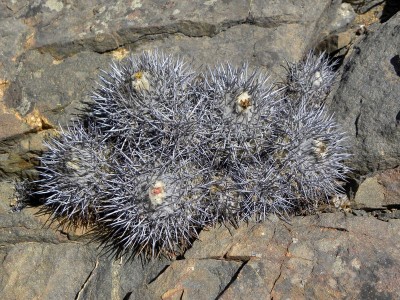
[354,177,386,208]
[3,51,110,126]
[1,0,345,116]
[0,130,52,179]
[343,0,384,14]
[355,167,400,208]
[329,3,356,33]
[0,242,170,300]
[144,259,243,300]
[145,213,400,299]
[330,12,400,174]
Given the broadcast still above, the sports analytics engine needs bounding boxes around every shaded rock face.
[0,1,400,299]
[330,11,400,175]
[344,0,385,14]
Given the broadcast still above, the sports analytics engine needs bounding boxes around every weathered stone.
[346,0,399,19]
[0,130,52,178]
[26,0,339,60]
[330,11,400,174]
[0,0,353,116]
[3,50,110,126]
[1,243,97,299]
[175,213,400,299]
[354,177,386,208]
[0,112,32,141]
[0,241,170,300]
[145,259,242,300]
[316,29,356,54]
[344,0,384,14]
[355,167,400,208]
[376,167,400,206]
[329,3,356,33]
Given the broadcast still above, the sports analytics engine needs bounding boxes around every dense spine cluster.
[16,50,350,258]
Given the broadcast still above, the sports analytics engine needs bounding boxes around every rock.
[1,0,345,117]
[0,131,51,179]
[0,180,170,300]
[0,242,170,300]
[143,213,400,299]
[354,177,386,209]
[1,243,99,299]
[343,0,384,14]
[355,167,400,208]
[345,0,400,20]
[376,167,400,206]
[381,0,400,22]
[0,112,32,142]
[316,29,356,54]
[1,1,400,299]
[329,3,356,33]
[144,259,242,300]
[330,11,400,174]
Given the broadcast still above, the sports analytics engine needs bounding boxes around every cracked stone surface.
[1,1,400,299]
[2,177,400,299]
[151,213,400,299]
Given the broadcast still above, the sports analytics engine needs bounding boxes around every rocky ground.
[0,0,399,299]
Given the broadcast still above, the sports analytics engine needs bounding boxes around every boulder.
[330,12,400,174]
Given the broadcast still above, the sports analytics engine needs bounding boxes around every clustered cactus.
[17,50,350,258]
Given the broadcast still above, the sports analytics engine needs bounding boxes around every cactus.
[33,122,112,226]
[15,51,350,258]
[284,51,338,105]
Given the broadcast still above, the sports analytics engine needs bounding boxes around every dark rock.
[381,0,400,22]
[343,0,385,14]
[330,12,400,174]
